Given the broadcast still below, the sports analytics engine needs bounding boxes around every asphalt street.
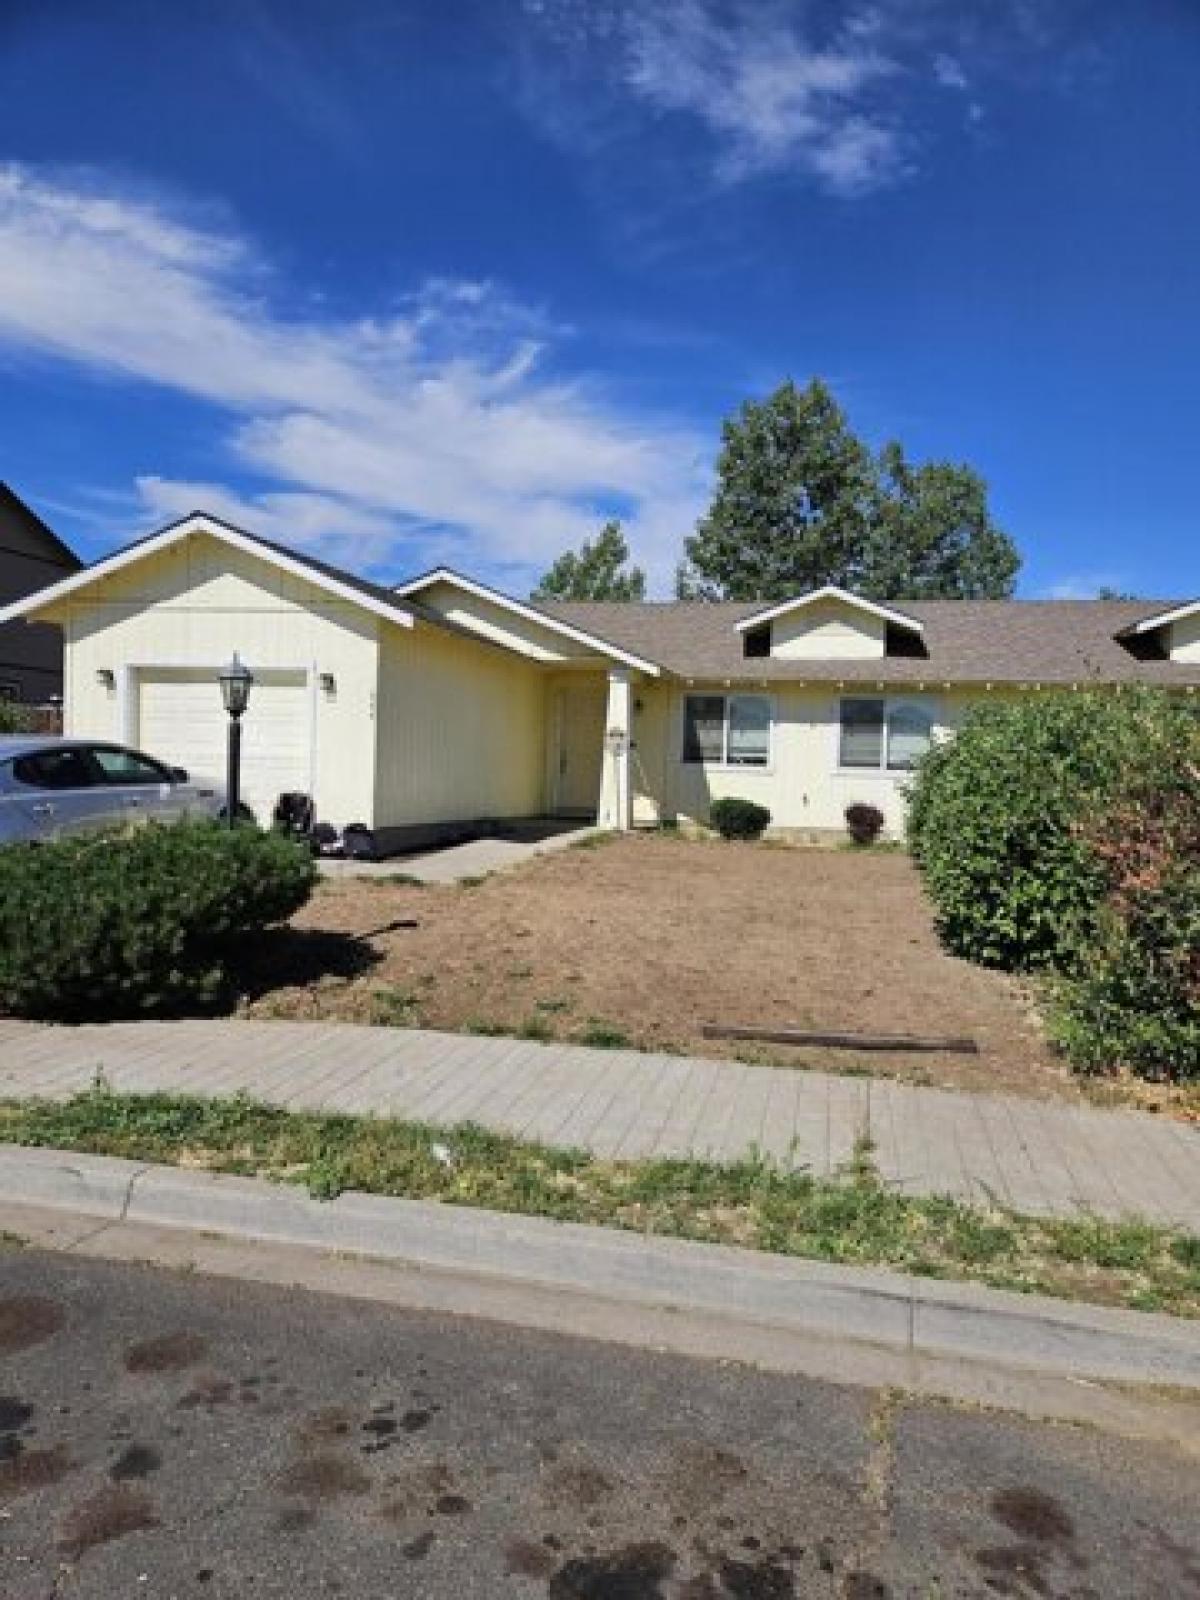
[0,1245,1197,1599]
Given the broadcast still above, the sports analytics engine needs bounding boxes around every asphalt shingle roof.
[541,598,1200,687]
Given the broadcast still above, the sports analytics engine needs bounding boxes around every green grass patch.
[576,1019,629,1049]
[367,987,423,1028]
[2,1085,1198,1319]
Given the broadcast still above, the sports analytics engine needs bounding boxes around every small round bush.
[0,820,316,1019]
[905,687,1189,971]
[844,802,885,846]
[709,797,771,840]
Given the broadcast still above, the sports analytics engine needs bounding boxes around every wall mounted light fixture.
[95,668,115,689]
[318,672,336,695]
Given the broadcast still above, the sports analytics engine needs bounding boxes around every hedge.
[0,821,316,1019]
[906,687,1199,1080]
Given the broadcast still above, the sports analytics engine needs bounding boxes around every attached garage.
[135,666,312,824]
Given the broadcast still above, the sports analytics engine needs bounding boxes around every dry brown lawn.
[241,833,1085,1101]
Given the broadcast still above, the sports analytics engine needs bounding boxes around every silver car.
[0,737,224,845]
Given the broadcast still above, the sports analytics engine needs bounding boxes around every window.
[839,698,934,772]
[11,748,98,791]
[90,745,173,786]
[683,694,771,766]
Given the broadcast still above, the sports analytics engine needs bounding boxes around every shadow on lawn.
[233,925,384,1006]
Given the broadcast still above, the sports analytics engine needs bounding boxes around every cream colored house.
[1,511,1197,850]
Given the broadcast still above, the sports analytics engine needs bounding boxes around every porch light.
[218,653,254,831]
[319,671,336,695]
[219,653,254,719]
[95,668,115,689]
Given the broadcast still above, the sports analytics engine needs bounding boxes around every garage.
[136,667,312,823]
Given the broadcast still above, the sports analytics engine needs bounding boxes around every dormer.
[735,586,926,662]
[1116,600,1200,663]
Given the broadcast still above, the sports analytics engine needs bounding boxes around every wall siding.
[374,619,548,827]
[1169,613,1200,663]
[631,683,981,836]
[771,601,885,660]
[58,536,379,827]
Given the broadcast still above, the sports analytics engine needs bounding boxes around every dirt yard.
[241,833,1083,1100]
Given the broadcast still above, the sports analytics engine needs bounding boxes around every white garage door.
[137,668,311,823]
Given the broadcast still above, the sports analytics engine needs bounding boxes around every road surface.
[0,1246,1197,1597]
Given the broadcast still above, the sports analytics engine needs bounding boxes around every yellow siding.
[771,600,885,660]
[1169,613,1200,662]
[417,580,598,664]
[58,534,379,827]
[631,683,983,836]
[374,618,548,827]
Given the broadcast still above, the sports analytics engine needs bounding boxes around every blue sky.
[0,0,1197,598]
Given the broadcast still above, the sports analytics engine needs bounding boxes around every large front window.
[683,693,771,766]
[839,698,934,771]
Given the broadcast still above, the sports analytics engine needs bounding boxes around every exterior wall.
[770,601,885,660]
[0,492,79,702]
[416,580,597,664]
[1168,613,1200,662]
[373,617,548,831]
[631,682,981,837]
[55,535,379,828]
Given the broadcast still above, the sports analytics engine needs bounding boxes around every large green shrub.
[1049,757,1200,1079]
[905,688,1187,971]
[709,796,772,840]
[0,821,316,1019]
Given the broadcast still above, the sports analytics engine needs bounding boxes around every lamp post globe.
[219,653,254,828]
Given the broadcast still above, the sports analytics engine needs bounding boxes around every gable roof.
[394,566,663,676]
[542,598,1200,687]
[734,585,924,637]
[1116,598,1200,638]
[0,511,418,632]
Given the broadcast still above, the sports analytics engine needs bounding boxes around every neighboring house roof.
[733,585,924,637]
[0,483,83,574]
[542,598,1200,687]
[394,566,664,676]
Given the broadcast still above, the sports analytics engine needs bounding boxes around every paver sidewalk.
[0,1017,1197,1229]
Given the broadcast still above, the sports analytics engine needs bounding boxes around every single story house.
[0,510,1196,848]
[0,483,81,704]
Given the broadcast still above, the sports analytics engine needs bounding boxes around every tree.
[533,520,646,603]
[867,443,1021,601]
[677,379,1020,602]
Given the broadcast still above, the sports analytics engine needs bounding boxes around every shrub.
[0,702,36,734]
[1048,754,1200,1079]
[0,821,316,1019]
[905,688,1189,971]
[844,802,885,847]
[709,797,772,841]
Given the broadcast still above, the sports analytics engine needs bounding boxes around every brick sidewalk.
[0,1017,1196,1228]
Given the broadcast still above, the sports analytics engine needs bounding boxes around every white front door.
[555,685,606,816]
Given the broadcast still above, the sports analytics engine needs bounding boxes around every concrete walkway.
[318,822,600,884]
[0,1017,1197,1229]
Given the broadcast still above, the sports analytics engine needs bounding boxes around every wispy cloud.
[624,2,902,192]
[0,164,707,590]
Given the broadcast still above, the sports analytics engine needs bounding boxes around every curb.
[2,1143,1198,1391]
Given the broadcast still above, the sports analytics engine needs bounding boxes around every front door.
[555,686,606,816]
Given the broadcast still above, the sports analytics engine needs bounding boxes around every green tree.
[867,443,1021,601]
[678,379,1020,602]
[533,520,646,602]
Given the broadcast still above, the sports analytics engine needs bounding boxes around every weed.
[1,1087,1197,1318]
[368,987,421,1028]
[577,1020,629,1049]
[516,1015,555,1042]
[457,875,488,889]
[535,997,571,1014]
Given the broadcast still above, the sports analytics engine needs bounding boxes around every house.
[0,484,81,704]
[0,509,1196,847]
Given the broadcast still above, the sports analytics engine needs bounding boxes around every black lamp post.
[218,653,254,828]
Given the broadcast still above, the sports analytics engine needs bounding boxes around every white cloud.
[0,165,707,591]
[623,2,902,191]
